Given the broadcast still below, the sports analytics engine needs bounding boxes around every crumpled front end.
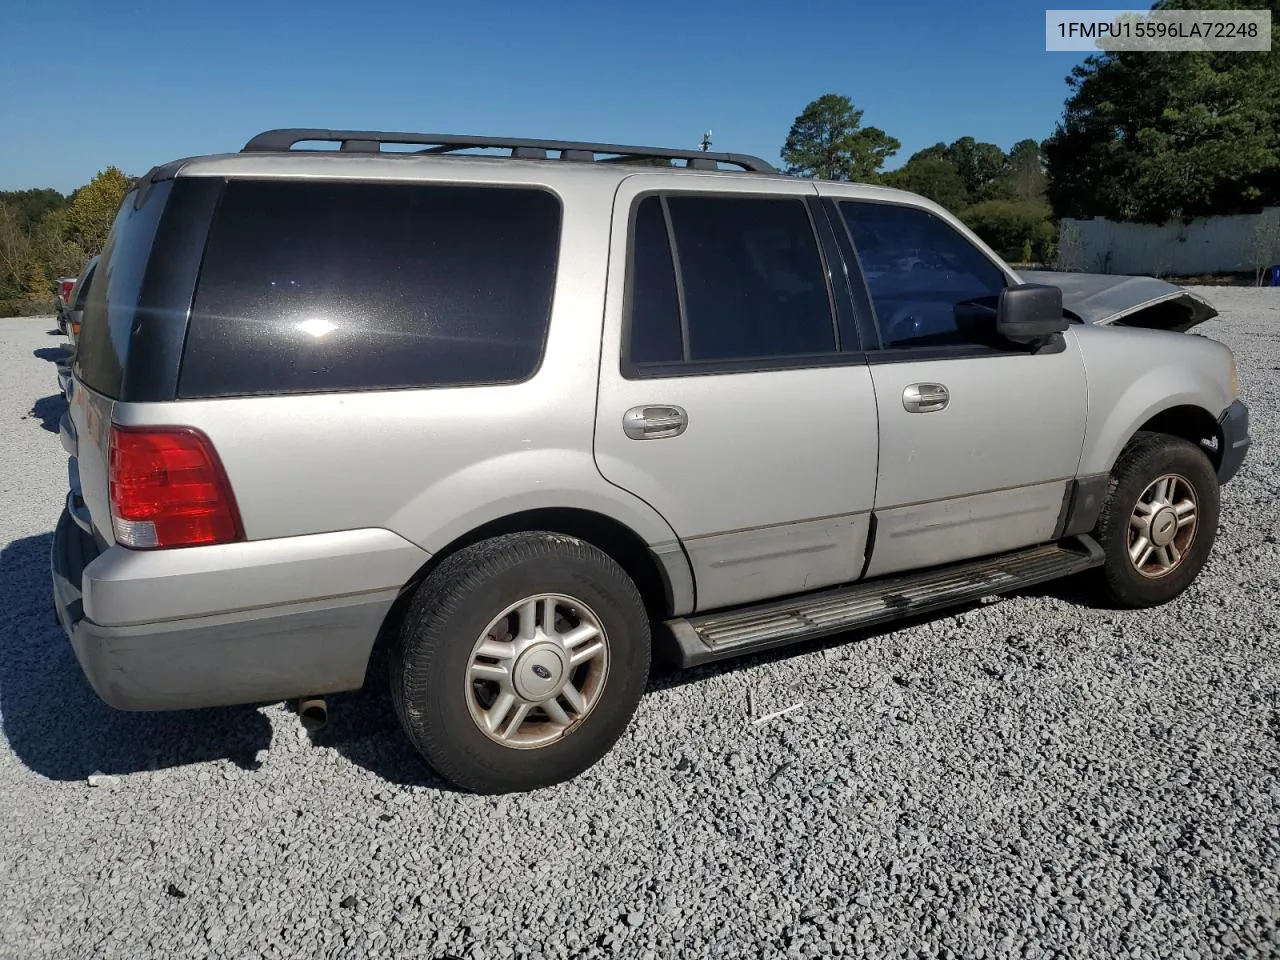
[1019,270,1218,332]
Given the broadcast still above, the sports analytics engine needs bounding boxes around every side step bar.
[663,537,1105,667]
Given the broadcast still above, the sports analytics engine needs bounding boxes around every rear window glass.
[179,180,562,398]
[76,182,172,398]
[624,193,837,369]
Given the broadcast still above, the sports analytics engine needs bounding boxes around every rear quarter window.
[76,182,173,398]
[178,180,562,398]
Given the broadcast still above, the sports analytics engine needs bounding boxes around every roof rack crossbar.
[240,128,778,173]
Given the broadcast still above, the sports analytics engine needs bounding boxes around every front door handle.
[623,405,688,440]
[903,383,949,413]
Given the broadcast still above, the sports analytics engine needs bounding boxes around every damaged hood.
[1019,270,1218,333]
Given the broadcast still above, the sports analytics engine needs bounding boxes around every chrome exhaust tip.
[298,698,329,732]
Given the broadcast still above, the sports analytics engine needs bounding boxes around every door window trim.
[620,188,863,380]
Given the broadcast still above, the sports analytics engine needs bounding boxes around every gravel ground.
[1,291,1277,960]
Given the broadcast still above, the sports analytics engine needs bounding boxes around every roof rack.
[240,129,778,174]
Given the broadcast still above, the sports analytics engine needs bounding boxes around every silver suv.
[52,129,1251,794]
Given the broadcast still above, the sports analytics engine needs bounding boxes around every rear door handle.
[903,383,949,413]
[623,405,688,440]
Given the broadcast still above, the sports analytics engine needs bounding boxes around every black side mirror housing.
[997,283,1069,347]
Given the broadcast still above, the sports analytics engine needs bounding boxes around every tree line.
[3,1,1276,313]
[782,93,1056,262]
[780,0,1279,268]
[0,167,132,315]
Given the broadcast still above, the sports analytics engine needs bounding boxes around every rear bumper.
[1217,400,1250,484]
[51,508,427,711]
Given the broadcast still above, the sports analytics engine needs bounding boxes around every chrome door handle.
[623,405,688,440]
[903,383,949,413]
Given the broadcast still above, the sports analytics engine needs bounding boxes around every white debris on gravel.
[1,291,1278,959]
[751,702,806,726]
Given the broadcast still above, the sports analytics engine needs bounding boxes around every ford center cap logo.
[532,664,552,680]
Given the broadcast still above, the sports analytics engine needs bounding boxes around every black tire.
[390,532,651,794]
[1092,431,1220,609]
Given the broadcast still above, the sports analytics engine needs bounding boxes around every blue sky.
[0,0,1087,193]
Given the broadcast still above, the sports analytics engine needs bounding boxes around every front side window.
[626,194,837,370]
[839,201,1007,349]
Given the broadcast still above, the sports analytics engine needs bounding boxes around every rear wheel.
[1092,432,1220,608]
[391,532,651,794]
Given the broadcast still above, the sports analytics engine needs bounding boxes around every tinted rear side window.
[76,182,173,398]
[626,196,683,364]
[665,195,835,362]
[179,180,562,398]
[624,193,837,371]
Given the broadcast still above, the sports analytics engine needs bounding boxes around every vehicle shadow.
[28,394,66,433]
[1010,570,1114,608]
[32,347,66,363]
[0,525,1107,789]
[0,532,272,782]
[321,599,993,788]
[305,644,466,792]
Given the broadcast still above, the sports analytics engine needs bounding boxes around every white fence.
[1056,207,1280,276]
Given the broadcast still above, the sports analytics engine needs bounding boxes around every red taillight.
[108,425,244,549]
[59,280,75,303]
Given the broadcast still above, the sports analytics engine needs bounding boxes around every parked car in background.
[63,257,97,348]
[55,256,98,395]
[51,128,1250,795]
[55,276,78,334]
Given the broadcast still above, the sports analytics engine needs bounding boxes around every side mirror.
[997,283,1068,346]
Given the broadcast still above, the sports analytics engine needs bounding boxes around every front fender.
[1075,325,1234,476]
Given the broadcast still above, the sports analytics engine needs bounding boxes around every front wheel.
[391,532,651,794]
[1092,432,1220,609]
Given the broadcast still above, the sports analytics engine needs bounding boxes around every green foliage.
[882,157,969,210]
[0,298,57,318]
[909,142,951,164]
[947,136,1009,198]
[781,94,901,182]
[25,263,49,299]
[1005,138,1048,203]
[1043,0,1280,222]
[68,166,131,252]
[960,200,1057,261]
[878,136,1055,257]
[0,188,67,231]
[30,208,86,281]
[0,175,106,313]
[888,137,1046,210]
[0,203,32,294]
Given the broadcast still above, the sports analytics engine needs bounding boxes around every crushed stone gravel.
[1,291,1277,959]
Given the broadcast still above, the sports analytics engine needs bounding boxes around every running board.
[663,537,1104,668]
